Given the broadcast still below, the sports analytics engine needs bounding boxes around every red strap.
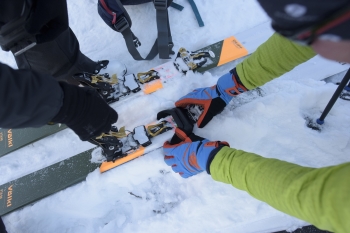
[316,10,350,36]
[100,0,117,24]
[298,9,350,40]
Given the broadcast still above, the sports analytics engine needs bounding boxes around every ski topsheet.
[0,21,274,158]
[0,125,67,157]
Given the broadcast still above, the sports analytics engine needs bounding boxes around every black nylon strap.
[155,0,174,59]
[115,18,159,60]
[113,0,174,60]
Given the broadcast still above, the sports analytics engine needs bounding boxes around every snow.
[0,0,349,232]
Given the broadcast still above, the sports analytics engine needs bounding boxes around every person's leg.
[13,27,98,85]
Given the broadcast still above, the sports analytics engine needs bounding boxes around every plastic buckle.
[168,42,175,55]
[133,37,141,47]
[154,0,167,10]
[113,17,130,33]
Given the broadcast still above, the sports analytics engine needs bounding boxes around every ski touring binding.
[185,105,204,124]
[133,120,173,147]
[157,107,194,135]
[89,126,124,162]
[93,118,175,164]
[73,72,141,104]
[95,107,195,167]
[174,47,215,73]
[137,70,160,84]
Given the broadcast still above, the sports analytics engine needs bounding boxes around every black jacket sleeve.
[0,62,63,128]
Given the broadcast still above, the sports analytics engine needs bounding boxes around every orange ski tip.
[99,147,145,173]
[143,80,163,94]
[218,36,248,66]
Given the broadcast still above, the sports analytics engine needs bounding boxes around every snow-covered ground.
[1,0,349,232]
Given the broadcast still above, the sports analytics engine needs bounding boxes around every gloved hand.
[51,82,118,141]
[175,68,247,128]
[163,128,229,178]
[25,0,69,43]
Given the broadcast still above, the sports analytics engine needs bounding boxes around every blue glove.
[175,68,247,128]
[163,128,229,178]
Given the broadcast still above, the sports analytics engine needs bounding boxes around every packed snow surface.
[0,0,349,232]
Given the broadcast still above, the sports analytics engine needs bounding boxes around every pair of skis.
[0,22,263,215]
[0,107,193,215]
[0,21,268,158]
[0,21,349,218]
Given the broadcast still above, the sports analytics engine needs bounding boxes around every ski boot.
[174,47,215,73]
[89,126,125,162]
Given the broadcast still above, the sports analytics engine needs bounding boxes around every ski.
[0,21,274,158]
[0,124,67,157]
[0,107,193,216]
[70,24,257,102]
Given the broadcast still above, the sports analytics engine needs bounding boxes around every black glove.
[25,0,69,44]
[52,82,118,141]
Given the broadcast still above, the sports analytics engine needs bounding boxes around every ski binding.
[174,47,215,73]
[186,105,204,123]
[73,72,141,103]
[137,70,160,84]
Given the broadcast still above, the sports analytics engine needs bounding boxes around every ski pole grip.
[157,107,194,135]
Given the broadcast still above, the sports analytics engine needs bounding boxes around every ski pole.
[316,68,350,125]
